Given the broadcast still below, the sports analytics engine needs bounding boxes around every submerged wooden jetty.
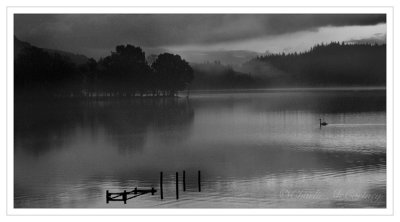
[106,170,202,204]
[106,187,157,204]
[106,187,156,204]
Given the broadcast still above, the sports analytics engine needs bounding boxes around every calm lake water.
[14,89,386,208]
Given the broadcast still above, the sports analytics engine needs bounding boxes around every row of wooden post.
[106,170,201,204]
[160,170,201,200]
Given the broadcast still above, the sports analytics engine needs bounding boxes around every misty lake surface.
[14,88,386,208]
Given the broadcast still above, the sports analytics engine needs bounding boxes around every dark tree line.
[14,46,82,96]
[243,42,386,86]
[15,44,194,98]
[15,41,385,96]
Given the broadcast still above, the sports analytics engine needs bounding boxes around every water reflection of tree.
[15,100,82,155]
[14,98,194,155]
[96,98,194,153]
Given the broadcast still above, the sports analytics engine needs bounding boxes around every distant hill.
[189,61,264,90]
[14,36,89,65]
[144,49,261,67]
[176,50,261,66]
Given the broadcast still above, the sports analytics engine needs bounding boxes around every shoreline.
[183,86,386,94]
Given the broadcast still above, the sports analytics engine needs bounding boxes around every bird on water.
[319,118,328,127]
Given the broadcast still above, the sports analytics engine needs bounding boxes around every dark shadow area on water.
[14,97,195,156]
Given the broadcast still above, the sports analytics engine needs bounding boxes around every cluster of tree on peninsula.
[15,42,194,98]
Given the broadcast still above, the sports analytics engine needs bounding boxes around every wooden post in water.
[123,190,127,204]
[176,172,179,199]
[183,170,186,192]
[198,170,201,192]
[134,187,137,195]
[106,190,109,204]
[160,171,164,200]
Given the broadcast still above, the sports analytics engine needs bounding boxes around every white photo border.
[6,6,394,216]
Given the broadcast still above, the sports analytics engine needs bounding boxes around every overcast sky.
[14,14,386,60]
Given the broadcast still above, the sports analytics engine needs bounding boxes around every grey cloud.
[346,33,387,45]
[14,14,386,57]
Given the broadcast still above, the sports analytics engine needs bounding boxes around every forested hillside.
[241,42,386,87]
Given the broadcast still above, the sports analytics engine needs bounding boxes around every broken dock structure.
[106,170,202,204]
